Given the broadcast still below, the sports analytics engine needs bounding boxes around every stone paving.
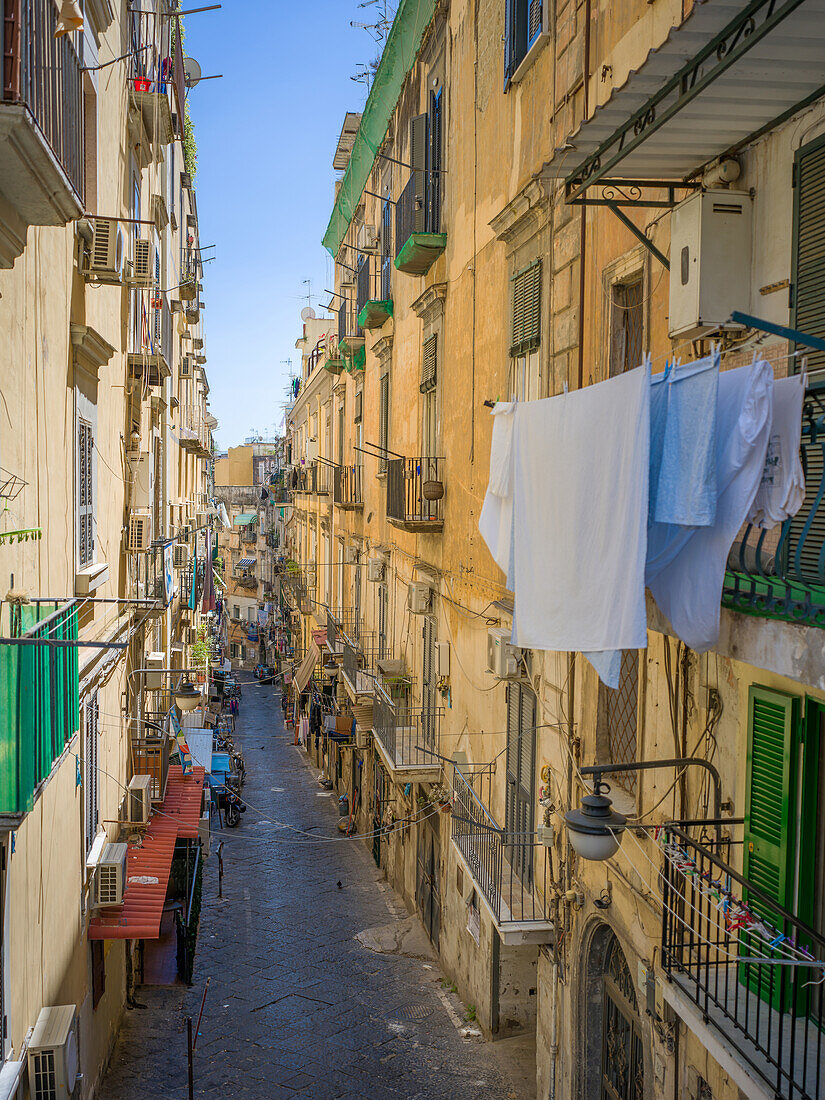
[100,678,528,1099]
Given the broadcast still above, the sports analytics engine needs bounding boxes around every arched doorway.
[600,933,644,1100]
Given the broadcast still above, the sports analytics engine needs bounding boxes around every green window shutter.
[410,114,428,234]
[743,685,800,1007]
[510,260,542,356]
[421,334,437,393]
[792,134,825,375]
[379,373,390,472]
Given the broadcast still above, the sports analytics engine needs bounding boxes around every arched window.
[601,934,644,1100]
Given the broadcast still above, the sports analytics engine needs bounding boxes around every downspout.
[576,0,592,390]
[549,958,559,1100]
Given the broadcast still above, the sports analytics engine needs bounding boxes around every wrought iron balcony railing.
[356,255,392,330]
[326,609,360,652]
[2,0,84,201]
[451,766,551,936]
[333,464,363,508]
[394,173,445,275]
[723,393,825,628]
[341,631,376,697]
[661,821,825,1100]
[372,682,441,773]
[386,457,444,528]
[337,298,361,345]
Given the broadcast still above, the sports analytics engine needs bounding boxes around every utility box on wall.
[668,189,752,340]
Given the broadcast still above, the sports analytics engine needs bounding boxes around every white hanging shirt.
[747,371,805,529]
[479,366,650,654]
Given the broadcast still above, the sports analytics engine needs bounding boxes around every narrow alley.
[100,678,529,1100]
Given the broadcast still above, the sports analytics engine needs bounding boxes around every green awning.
[234,513,258,526]
[322,0,436,258]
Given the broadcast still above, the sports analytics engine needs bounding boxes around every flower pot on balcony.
[179,280,197,302]
[422,480,444,501]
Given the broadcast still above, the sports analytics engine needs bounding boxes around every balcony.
[723,393,825,629]
[130,716,170,803]
[128,9,185,149]
[386,457,444,531]
[326,609,360,654]
[371,682,441,780]
[356,255,392,331]
[233,573,257,592]
[178,405,212,458]
[128,298,173,386]
[314,462,332,496]
[451,767,553,945]
[0,0,85,267]
[394,174,446,277]
[337,299,364,362]
[333,464,363,509]
[661,821,825,1100]
[0,599,80,818]
[131,544,171,615]
[341,632,376,699]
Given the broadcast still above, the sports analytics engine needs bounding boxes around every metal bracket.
[606,202,670,271]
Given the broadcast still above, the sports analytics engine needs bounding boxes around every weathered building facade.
[0,0,214,1092]
[284,0,825,1097]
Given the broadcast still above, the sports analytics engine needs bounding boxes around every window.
[510,261,542,400]
[233,604,240,619]
[422,335,438,461]
[91,940,105,1010]
[78,418,95,568]
[378,373,390,474]
[377,582,389,660]
[504,0,544,84]
[84,694,99,854]
[793,133,825,374]
[600,934,644,1100]
[604,651,640,792]
[609,277,645,377]
[505,682,536,883]
[428,89,443,233]
[422,617,438,746]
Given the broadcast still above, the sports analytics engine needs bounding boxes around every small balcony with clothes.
[128,297,173,386]
[386,456,444,532]
[394,173,446,277]
[723,390,825,629]
[660,821,825,1100]
[371,681,441,782]
[0,0,85,268]
[450,765,553,945]
[337,298,364,362]
[128,7,185,150]
[356,254,392,332]
[333,464,363,509]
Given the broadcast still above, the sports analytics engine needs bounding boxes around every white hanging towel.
[478,402,517,586]
[747,371,805,528]
[507,365,650,653]
[647,360,774,651]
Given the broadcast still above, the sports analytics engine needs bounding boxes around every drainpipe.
[548,958,559,1100]
[576,0,592,390]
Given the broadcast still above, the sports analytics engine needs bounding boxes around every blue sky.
[186,0,377,448]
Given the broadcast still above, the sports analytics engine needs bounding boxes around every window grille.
[607,651,639,792]
[609,278,645,377]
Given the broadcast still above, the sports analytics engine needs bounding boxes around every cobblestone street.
[100,681,530,1100]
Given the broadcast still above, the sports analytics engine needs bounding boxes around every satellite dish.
[183,57,202,89]
[301,306,316,321]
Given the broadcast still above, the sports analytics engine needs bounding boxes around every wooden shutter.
[78,418,94,567]
[354,390,363,423]
[504,0,517,83]
[744,686,799,909]
[792,134,825,375]
[421,334,437,393]
[410,114,428,233]
[428,90,442,233]
[510,260,542,355]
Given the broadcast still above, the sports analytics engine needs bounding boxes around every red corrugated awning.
[88,766,206,940]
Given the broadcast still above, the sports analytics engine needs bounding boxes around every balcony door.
[416,819,440,948]
[505,682,536,884]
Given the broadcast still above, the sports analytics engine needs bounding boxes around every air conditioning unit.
[357,223,379,251]
[173,543,190,569]
[356,728,371,750]
[180,356,192,377]
[668,189,752,340]
[196,510,208,527]
[127,774,152,824]
[305,439,319,463]
[145,651,165,689]
[367,557,384,582]
[345,545,359,564]
[28,1005,80,1100]
[127,512,152,552]
[407,582,431,615]
[92,842,128,907]
[487,627,520,678]
[87,217,124,283]
[129,238,155,287]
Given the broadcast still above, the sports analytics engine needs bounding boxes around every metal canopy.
[236,556,256,568]
[542,0,825,203]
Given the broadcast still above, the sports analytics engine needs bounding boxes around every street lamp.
[174,681,203,712]
[564,757,723,862]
